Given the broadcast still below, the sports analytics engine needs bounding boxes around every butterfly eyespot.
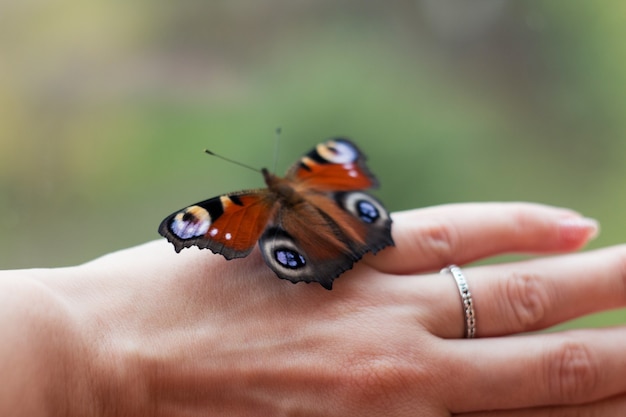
[170,206,211,239]
[260,227,315,281]
[316,140,358,164]
[356,200,380,223]
[338,191,390,226]
[274,248,306,269]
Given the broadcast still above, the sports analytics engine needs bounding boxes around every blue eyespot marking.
[275,248,306,269]
[356,200,379,223]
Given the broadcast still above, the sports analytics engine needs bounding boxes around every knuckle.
[501,271,550,331]
[545,340,598,403]
[412,219,460,266]
[510,204,540,233]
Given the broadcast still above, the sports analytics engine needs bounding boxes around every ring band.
[441,265,476,339]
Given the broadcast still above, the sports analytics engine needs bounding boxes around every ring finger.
[421,245,626,339]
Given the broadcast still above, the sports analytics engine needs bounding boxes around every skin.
[0,202,625,416]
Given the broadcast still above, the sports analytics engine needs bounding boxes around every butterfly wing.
[286,138,378,191]
[259,190,393,290]
[158,190,275,259]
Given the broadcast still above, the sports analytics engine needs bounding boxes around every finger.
[422,245,626,339]
[461,394,626,417]
[444,328,626,413]
[366,202,598,275]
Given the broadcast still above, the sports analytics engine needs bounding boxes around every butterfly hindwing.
[258,190,393,290]
[158,191,275,259]
[333,191,394,254]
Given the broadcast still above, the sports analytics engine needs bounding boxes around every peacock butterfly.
[158,138,393,290]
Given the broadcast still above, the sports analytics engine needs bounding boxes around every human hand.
[2,202,625,416]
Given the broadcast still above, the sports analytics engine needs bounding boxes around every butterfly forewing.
[286,138,378,191]
[159,191,275,259]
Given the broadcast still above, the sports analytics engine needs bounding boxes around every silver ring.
[441,265,476,339]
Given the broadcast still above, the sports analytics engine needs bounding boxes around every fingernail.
[559,217,600,242]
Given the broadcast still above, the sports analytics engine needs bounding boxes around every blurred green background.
[1,1,624,326]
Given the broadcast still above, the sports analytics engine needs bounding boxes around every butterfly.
[158,138,394,290]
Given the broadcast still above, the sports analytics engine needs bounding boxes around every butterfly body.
[159,138,393,290]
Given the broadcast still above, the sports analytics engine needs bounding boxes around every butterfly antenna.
[204,149,261,173]
[272,127,282,173]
